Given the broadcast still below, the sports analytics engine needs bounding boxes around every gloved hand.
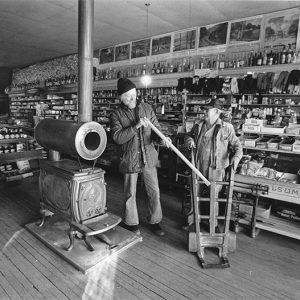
[231,157,240,171]
[162,137,172,148]
[135,117,149,129]
[186,138,195,149]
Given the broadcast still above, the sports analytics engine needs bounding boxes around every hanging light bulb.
[141,73,152,86]
[141,2,152,88]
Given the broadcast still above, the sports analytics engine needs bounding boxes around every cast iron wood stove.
[35,118,121,251]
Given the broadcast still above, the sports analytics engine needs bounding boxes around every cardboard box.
[279,138,295,151]
[245,118,264,126]
[285,125,300,135]
[293,140,300,153]
[267,137,282,150]
[242,124,261,133]
[261,126,286,134]
[238,202,271,219]
[244,135,260,147]
[256,136,271,148]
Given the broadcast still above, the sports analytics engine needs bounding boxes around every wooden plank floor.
[0,173,300,300]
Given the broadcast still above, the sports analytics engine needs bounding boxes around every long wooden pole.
[147,121,210,186]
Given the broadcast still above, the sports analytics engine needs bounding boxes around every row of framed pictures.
[98,8,300,65]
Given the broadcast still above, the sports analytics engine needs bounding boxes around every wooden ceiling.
[1,0,300,69]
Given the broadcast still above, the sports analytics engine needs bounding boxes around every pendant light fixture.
[141,2,152,88]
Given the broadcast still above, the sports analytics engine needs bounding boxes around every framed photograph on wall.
[199,22,228,47]
[151,34,172,56]
[100,47,114,64]
[173,29,196,52]
[264,12,299,43]
[131,39,150,59]
[229,17,262,44]
[115,43,130,62]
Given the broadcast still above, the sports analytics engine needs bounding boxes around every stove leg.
[66,227,76,252]
[83,237,94,251]
[36,210,46,227]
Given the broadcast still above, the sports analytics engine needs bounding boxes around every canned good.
[6,164,12,171]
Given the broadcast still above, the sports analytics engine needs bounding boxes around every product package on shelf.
[267,137,282,150]
[256,136,272,148]
[233,197,271,219]
[274,201,300,223]
[285,124,300,135]
[0,160,34,182]
[244,135,260,147]
[293,141,300,152]
[261,125,286,134]
[242,123,261,133]
[279,137,295,151]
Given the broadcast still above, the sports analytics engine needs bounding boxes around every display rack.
[234,173,300,240]
[0,126,43,181]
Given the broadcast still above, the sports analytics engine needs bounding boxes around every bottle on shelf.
[256,52,262,66]
[189,58,195,71]
[248,51,254,67]
[272,51,277,65]
[292,50,297,64]
[253,52,258,66]
[286,44,293,64]
[199,57,204,69]
[290,110,297,124]
[160,62,166,74]
[239,52,245,68]
[151,63,156,75]
[219,54,225,70]
[235,54,240,68]
[156,62,161,74]
[273,109,282,125]
[280,45,287,64]
[170,63,174,73]
[262,51,268,66]
[267,50,274,66]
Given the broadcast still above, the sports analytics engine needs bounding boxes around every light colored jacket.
[185,119,243,170]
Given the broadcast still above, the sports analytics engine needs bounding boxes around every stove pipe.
[78,0,94,123]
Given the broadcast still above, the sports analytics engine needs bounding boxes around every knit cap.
[117,78,136,95]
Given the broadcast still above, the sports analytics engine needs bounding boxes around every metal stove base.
[25,216,142,274]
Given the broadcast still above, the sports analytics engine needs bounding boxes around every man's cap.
[201,97,226,110]
[117,78,136,95]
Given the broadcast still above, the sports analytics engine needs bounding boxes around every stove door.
[75,177,107,222]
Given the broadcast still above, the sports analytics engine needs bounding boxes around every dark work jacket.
[110,102,161,173]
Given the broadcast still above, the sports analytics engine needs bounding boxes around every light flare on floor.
[82,255,118,300]
[0,228,24,255]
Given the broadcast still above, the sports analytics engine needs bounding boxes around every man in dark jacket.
[111,78,169,236]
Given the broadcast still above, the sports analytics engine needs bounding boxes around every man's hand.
[186,138,195,149]
[231,157,240,171]
[136,117,149,129]
[162,137,172,148]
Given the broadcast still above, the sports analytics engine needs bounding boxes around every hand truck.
[188,148,236,268]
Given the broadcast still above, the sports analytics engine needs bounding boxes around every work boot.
[120,222,141,235]
[150,223,165,236]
